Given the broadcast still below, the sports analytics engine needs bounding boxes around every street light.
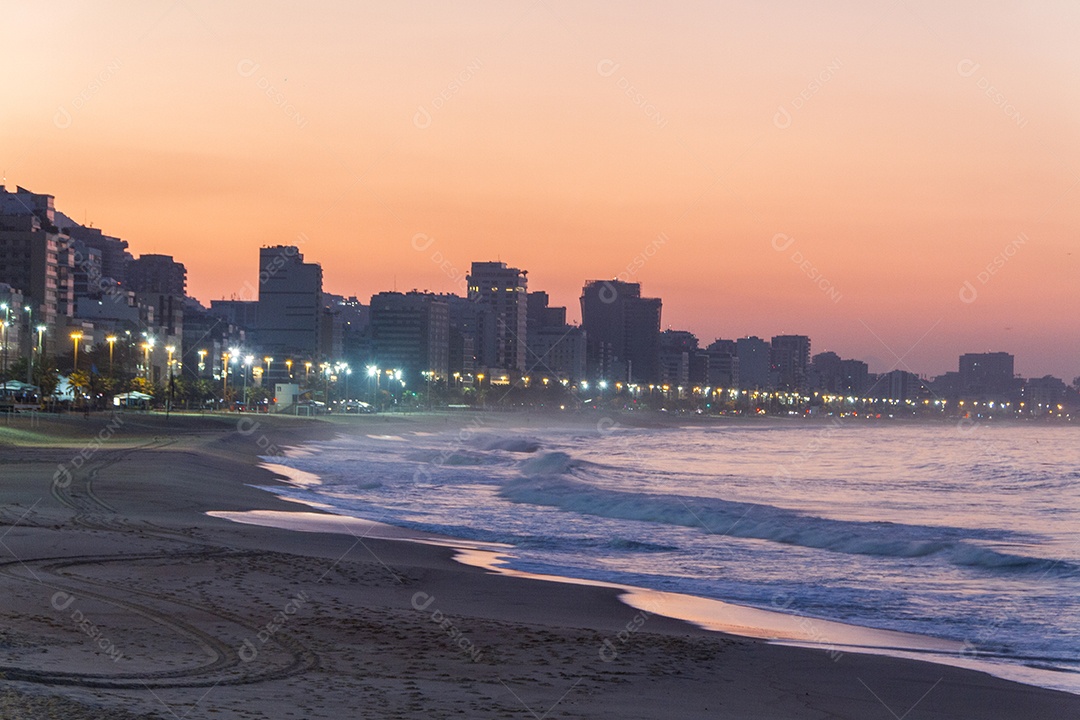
[106,335,117,375]
[304,361,312,383]
[0,303,8,378]
[142,336,156,380]
[243,355,254,407]
[222,350,232,408]
[0,317,6,379]
[197,349,207,374]
[285,359,293,378]
[71,331,84,372]
[22,306,32,383]
[367,364,379,411]
[165,345,176,416]
[35,325,46,355]
[264,356,273,378]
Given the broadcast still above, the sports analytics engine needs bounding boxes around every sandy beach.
[0,410,1076,719]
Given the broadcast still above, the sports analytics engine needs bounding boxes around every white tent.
[113,391,153,407]
[0,380,37,393]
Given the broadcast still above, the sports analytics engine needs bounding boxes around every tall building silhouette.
[256,245,322,357]
[467,261,528,373]
[580,279,661,383]
[370,291,449,382]
[959,352,1015,397]
[525,291,586,382]
[0,186,67,335]
[771,335,811,390]
[736,336,771,389]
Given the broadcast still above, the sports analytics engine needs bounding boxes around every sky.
[2,1,1078,379]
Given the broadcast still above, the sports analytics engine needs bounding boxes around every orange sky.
[3,1,1078,378]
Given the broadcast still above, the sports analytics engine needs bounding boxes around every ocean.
[244,417,1080,692]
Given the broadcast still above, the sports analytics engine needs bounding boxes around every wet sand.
[0,410,1076,718]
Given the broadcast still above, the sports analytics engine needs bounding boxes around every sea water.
[253,418,1080,691]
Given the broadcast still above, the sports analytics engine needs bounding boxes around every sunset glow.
[3,1,1078,377]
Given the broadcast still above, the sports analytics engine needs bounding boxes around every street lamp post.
[321,363,331,405]
[304,361,312,384]
[243,355,254,409]
[142,337,155,381]
[165,345,176,417]
[264,357,272,380]
[71,331,83,372]
[222,350,232,409]
[0,303,9,379]
[286,359,293,378]
[197,349,207,375]
[106,335,117,375]
[367,365,379,412]
[22,307,32,384]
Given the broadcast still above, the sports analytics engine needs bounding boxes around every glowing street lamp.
[0,319,7,378]
[243,355,254,406]
[0,303,8,377]
[304,361,312,382]
[367,364,379,411]
[106,335,117,374]
[36,324,46,354]
[285,359,293,377]
[141,336,156,380]
[22,306,32,381]
[70,331,84,371]
[264,356,273,376]
[222,350,232,406]
[165,345,176,416]
[197,349,208,373]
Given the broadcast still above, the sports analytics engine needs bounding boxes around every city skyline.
[3,2,1078,378]
[0,181,1068,385]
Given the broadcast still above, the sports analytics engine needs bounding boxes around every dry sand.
[0,410,1076,719]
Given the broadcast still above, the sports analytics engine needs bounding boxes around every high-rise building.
[68,240,104,299]
[1022,375,1068,413]
[0,186,65,336]
[810,351,842,392]
[706,339,739,388]
[771,334,811,390]
[524,291,586,382]
[874,369,925,402]
[839,359,869,396]
[437,293,487,376]
[256,245,322,357]
[467,261,528,372]
[659,330,698,387]
[736,336,771,389]
[56,213,130,287]
[0,284,26,369]
[959,352,1016,398]
[126,254,187,297]
[125,253,187,349]
[369,291,449,382]
[210,300,259,330]
[182,298,247,381]
[580,279,662,384]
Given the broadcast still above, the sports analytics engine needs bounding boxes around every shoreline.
[0,411,1077,718]
[226,461,1080,698]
